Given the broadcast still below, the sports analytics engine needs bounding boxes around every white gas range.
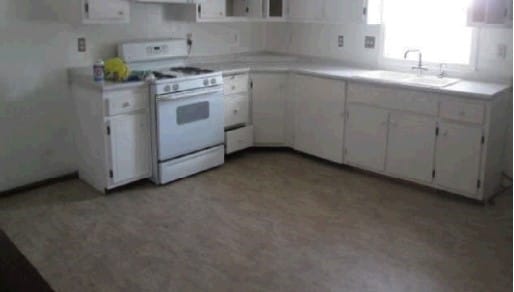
[119,39,225,185]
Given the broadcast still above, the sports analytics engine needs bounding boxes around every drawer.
[224,74,249,95]
[105,88,148,116]
[224,93,250,128]
[225,126,254,154]
[440,99,485,124]
[347,83,439,116]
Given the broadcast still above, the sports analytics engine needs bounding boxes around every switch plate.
[338,35,344,47]
[497,43,507,59]
[78,37,86,52]
[364,36,375,49]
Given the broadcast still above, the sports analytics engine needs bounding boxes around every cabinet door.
[293,75,346,163]
[84,0,129,22]
[246,0,263,18]
[288,0,323,20]
[200,0,226,18]
[435,122,483,197]
[107,112,151,185]
[252,73,287,145]
[386,114,436,183]
[344,104,389,171]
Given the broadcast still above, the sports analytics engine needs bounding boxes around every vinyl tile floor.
[0,150,512,292]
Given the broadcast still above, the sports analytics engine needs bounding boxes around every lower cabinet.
[106,111,152,186]
[386,113,437,183]
[293,74,346,163]
[225,126,254,154]
[435,122,483,197]
[344,104,389,171]
[252,73,288,145]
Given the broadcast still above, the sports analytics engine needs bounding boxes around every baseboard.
[0,172,79,198]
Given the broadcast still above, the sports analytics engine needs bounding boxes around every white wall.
[265,22,513,82]
[0,1,265,192]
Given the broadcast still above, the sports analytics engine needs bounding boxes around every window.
[382,0,475,66]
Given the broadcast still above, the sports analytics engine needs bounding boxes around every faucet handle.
[438,63,447,78]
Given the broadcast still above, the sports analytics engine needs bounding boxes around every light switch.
[338,35,344,48]
[78,37,86,52]
[497,43,507,59]
[364,36,376,49]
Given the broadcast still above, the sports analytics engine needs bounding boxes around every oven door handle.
[156,87,222,101]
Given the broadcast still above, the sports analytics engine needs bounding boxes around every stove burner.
[153,71,177,80]
[169,67,214,75]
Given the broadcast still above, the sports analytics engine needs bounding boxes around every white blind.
[382,0,474,65]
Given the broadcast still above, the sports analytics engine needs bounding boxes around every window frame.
[376,1,480,73]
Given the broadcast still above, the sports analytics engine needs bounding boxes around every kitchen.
[0,0,513,291]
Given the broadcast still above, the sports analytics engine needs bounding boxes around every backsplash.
[265,22,513,83]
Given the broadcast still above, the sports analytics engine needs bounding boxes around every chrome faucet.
[404,49,428,75]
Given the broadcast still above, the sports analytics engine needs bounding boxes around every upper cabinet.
[287,0,323,21]
[82,0,130,24]
[468,0,512,27]
[166,0,286,21]
[199,0,226,19]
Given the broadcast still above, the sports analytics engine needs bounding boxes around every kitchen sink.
[355,70,460,88]
[405,76,460,87]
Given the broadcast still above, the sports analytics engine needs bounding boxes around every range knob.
[172,84,179,91]
[203,79,209,86]
[164,85,171,92]
[210,78,217,85]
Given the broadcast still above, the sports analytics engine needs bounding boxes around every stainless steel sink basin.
[355,70,460,88]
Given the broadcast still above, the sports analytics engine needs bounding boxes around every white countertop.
[69,55,512,100]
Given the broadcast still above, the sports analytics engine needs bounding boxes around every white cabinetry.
[344,81,509,201]
[106,112,151,185]
[287,0,323,21]
[344,104,389,171]
[386,114,436,183]
[251,73,288,146]
[199,0,226,18]
[468,0,512,27]
[82,0,130,24]
[223,73,254,154]
[292,75,346,163]
[71,84,152,193]
[435,123,483,197]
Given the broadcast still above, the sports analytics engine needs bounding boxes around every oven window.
[176,101,210,125]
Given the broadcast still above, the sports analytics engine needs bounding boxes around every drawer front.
[347,83,439,116]
[224,94,250,128]
[105,88,148,116]
[225,126,254,154]
[440,99,485,125]
[224,74,249,95]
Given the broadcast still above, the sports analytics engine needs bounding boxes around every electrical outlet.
[497,43,507,59]
[338,35,344,48]
[78,37,86,52]
[364,36,375,49]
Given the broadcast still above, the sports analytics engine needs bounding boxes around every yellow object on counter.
[104,58,130,82]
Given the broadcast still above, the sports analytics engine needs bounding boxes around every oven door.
[156,86,224,162]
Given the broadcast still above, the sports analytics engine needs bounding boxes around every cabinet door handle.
[122,102,131,108]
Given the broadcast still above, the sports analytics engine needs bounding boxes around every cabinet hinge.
[481,136,485,144]
[477,179,481,189]
[245,7,249,13]
[250,81,254,89]
[107,126,111,136]
[198,4,201,15]
[435,127,439,136]
[109,170,114,178]
[362,7,367,16]
[84,1,89,15]
[432,170,436,178]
